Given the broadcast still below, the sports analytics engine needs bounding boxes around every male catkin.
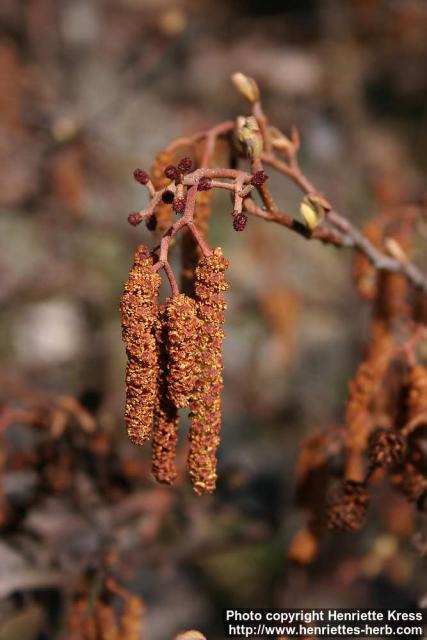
[165,294,200,408]
[188,248,228,495]
[120,246,161,445]
[151,306,179,485]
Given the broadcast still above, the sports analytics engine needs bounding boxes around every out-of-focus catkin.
[376,226,411,323]
[181,190,212,295]
[151,306,179,485]
[120,596,144,640]
[345,319,393,481]
[326,480,370,532]
[120,246,161,445]
[151,149,175,239]
[406,365,427,426]
[165,294,200,408]
[353,220,383,301]
[188,247,228,495]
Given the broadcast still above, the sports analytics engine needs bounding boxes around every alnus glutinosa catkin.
[165,294,200,408]
[151,306,179,485]
[120,245,160,445]
[188,247,228,495]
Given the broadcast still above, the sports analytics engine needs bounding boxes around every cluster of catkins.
[325,214,427,532]
[120,244,228,495]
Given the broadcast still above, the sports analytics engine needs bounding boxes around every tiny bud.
[251,170,268,187]
[133,168,150,185]
[233,212,248,232]
[173,197,186,214]
[197,177,212,191]
[162,189,175,203]
[145,214,157,231]
[177,157,193,174]
[269,127,294,153]
[299,195,325,232]
[231,72,260,103]
[127,212,142,226]
[384,237,408,263]
[237,116,263,163]
[164,164,179,181]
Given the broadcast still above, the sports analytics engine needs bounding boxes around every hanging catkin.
[376,224,411,323]
[120,245,160,445]
[187,248,228,495]
[165,294,200,408]
[406,365,427,425]
[151,306,179,485]
[151,149,176,240]
[344,319,393,481]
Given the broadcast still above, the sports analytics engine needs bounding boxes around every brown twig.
[129,74,427,298]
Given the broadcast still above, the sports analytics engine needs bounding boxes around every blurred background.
[0,0,426,638]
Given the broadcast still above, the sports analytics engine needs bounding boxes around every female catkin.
[151,149,176,239]
[120,246,161,445]
[188,247,228,495]
[151,306,179,485]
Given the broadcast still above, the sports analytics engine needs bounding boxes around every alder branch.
[128,74,427,296]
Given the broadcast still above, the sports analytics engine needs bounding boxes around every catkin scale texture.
[120,246,161,445]
[344,319,393,481]
[188,248,228,495]
[151,306,179,485]
[407,365,427,424]
[165,294,200,408]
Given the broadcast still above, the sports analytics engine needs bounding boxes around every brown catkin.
[345,319,393,481]
[368,427,406,468]
[151,149,175,240]
[395,463,427,503]
[165,294,200,408]
[375,224,411,323]
[181,190,212,295]
[94,601,119,640]
[120,596,144,640]
[326,480,370,532]
[120,245,161,445]
[406,365,427,424]
[188,248,228,495]
[151,306,179,485]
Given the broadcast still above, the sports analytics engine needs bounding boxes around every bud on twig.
[237,116,263,163]
[299,195,326,232]
[269,126,294,154]
[384,237,408,263]
[231,72,260,104]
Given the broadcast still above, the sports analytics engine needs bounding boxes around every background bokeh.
[0,1,426,638]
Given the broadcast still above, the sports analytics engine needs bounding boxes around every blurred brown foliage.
[1,1,427,639]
